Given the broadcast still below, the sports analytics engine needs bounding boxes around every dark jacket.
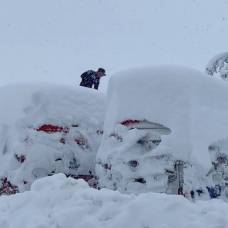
[80,70,100,90]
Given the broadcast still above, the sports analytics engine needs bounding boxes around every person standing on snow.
[80,68,106,90]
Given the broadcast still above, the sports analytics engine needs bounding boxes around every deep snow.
[0,0,228,226]
[1,67,228,226]
[0,174,228,228]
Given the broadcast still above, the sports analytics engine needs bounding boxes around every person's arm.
[94,80,99,90]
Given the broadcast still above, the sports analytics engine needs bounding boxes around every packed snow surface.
[102,66,228,170]
[0,174,228,228]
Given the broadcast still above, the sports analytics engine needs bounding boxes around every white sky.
[0,0,227,88]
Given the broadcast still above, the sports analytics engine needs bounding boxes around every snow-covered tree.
[206,52,228,80]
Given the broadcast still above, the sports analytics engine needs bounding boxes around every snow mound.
[0,84,105,193]
[97,66,228,195]
[0,174,228,228]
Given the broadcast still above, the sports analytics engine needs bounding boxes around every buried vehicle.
[0,84,105,194]
[96,66,228,199]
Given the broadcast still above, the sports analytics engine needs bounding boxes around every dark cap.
[98,68,106,75]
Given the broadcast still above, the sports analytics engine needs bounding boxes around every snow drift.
[0,84,105,193]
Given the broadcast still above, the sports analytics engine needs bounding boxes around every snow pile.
[0,174,228,228]
[0,84,105,193]
[96,66,228,195]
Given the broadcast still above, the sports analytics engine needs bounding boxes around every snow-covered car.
[96,66,228,199]
[0,84,105,194]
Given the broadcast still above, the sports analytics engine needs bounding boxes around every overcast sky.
[0,0,227,88]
